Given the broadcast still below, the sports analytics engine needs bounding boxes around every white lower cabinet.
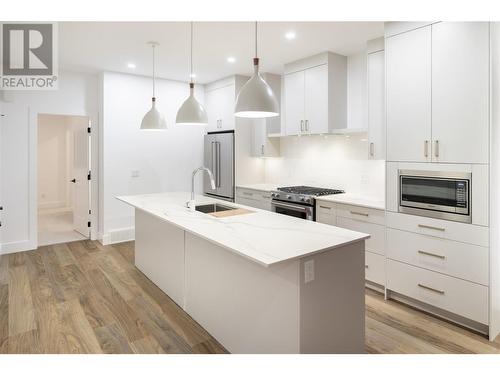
[386,228,489,286]
[386,259,489,325]
[365,252,385,285]
[336,217,385,256]
[316,200,386,287]
[235,187,272,211]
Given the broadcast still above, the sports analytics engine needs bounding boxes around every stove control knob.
[271,193,276,198]
[287,195,292,199]
[305,198,311,203]
[300,197,305,202]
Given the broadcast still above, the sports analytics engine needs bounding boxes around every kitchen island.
[117,192,369,353]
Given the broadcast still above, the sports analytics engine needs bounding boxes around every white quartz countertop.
[117,192,369,267]
[316,193,385,210]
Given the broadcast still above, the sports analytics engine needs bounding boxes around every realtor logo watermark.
[1,22,58,90]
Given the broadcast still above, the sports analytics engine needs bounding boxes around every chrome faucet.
[188,166,216,210]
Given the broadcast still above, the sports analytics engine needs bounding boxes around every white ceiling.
[59,22,384,84]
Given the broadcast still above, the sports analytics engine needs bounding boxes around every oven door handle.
[271,201,310,212]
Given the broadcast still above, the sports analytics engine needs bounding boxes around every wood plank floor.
[0,239,499,354]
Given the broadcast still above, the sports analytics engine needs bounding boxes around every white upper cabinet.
[367,48,385,160]
[431,22,490,164]
[205,83,236,132]
[284,70,305,136]
[284,52,347,136]
[386,26,432,162]
[304,64,329,134]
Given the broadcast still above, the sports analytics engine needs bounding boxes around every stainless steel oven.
[399,170,471,223]
[271,200,315,221]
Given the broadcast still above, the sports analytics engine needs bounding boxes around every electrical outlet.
[304,259,315,284]
[131,170,140,178]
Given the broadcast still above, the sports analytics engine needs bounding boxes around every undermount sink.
[195,203,236,214]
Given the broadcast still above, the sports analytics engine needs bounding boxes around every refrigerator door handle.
[211,141,217,189]
[216,141,221,187]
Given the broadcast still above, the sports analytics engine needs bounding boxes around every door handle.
[216,142,221,188]
[70,178,76,183]
[211,142,217,188]
[300,120,304,132]
[434,140,439,158]
[305,120,309,132]
[424,140,429,158]
[370,142,374,157]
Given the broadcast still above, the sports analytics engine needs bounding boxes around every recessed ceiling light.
[285,31,296,40]
[127,63,136,69]
[227,56,236,63]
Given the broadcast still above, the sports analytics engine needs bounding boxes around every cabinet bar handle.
[370,142,374,157]
[261,145,264,155]
[350,211,369,217]
[418,224,445,232]
[418,283,445,295]
[305,120,309,132]
[424,140,429,157]
[418,250,446,260]
[300,120,304,132]
[434,140,439,158]
[319,205,331,210]
[243,192,253,196]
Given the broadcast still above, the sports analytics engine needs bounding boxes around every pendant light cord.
[254,21,258,58]
[190,22,194,84]
[152,43,156,98]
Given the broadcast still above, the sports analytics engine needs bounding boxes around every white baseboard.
[0,240,36,255]
[101,227,135,245]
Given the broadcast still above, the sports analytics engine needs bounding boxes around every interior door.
[284,70,305,135]
[386,26,432,162]
[71,118,90,237]
[304,64,329,134]
[214,132,234,199]
[205,89,220,132]
[218,84,235,131]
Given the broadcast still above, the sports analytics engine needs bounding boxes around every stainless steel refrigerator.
[203,131,234,201]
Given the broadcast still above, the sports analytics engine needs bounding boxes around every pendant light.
[176,22,208,125]
[140,41,167,130]
[234,21,279,118]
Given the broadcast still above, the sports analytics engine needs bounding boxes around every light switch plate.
[131,170,140,178]
[304,259,315,284]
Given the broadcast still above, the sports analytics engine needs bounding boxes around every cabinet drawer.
[386,211,489,247]
[387,260,488,324]
[236,188,271,201]
[387,228,489,285]
[316,202,336,225]
[335,203,385,225]
[337,217,385,255]
[365,252,385,286]
[235,196,271,211]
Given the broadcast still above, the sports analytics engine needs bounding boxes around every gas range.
[271,186,345,206]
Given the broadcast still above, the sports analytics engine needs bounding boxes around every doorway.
[37,114,91,246]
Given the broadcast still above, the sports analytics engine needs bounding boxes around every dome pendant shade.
[176,83,208,125]
[235,58,279,118]
[141,97,167,130]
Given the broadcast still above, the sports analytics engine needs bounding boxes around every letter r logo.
[2,23,53,76]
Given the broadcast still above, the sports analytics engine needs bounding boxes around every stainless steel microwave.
[398,170,471,223]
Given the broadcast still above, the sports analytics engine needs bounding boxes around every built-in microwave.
[398,170,471,223]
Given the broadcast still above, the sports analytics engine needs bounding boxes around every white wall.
[264,134,385,200]
[100,72,206,244]
[37,114,74,211]
[0,70,99,253]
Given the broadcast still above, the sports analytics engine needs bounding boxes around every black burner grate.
[277,186,345,196]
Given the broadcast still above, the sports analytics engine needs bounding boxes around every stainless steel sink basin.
[195,203,236,214]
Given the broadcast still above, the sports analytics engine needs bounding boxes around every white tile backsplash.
[264,134,385,200]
